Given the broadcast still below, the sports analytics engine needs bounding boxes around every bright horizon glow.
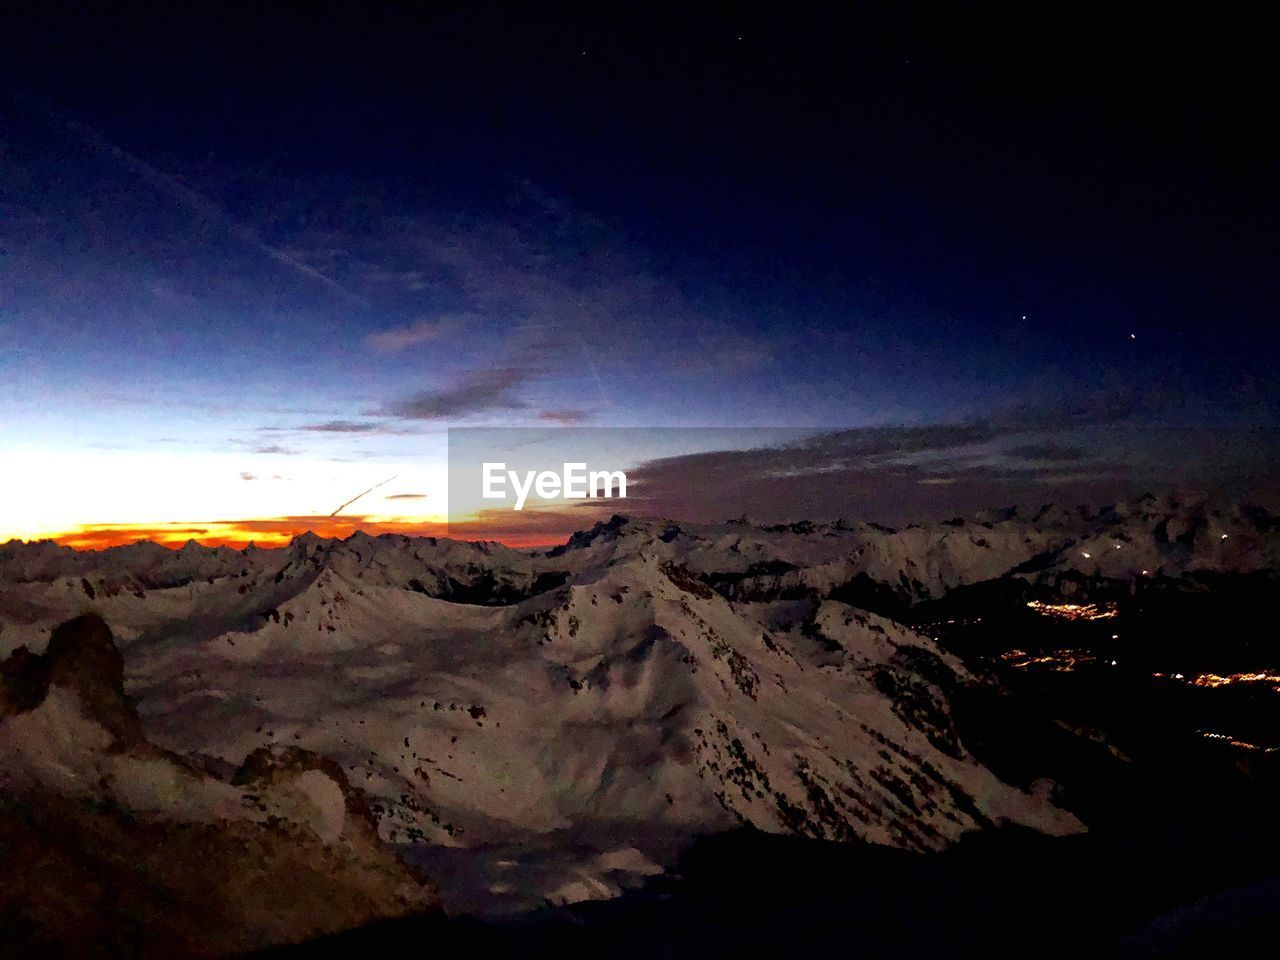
[35,517,569,551]
[0,445,457,546]
[1,429,766,550]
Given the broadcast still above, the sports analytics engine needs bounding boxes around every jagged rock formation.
[0,614,438,958]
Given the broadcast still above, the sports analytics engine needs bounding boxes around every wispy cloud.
[538,408,591,425]
[298,420,385,433]
[365,315,463,353]
[254,420,411,438]
[605,415,1280,527]
[1004,442,1084,463]
[284,184,777,410]
[383,367,530,420]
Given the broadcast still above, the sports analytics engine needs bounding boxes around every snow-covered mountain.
[1,495,1275,918]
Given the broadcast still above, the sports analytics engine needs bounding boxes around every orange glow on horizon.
[29,516,575,551]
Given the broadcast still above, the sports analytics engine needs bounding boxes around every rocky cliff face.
[0,614,439,959]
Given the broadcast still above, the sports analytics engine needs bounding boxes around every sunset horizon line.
[9,518,579,552]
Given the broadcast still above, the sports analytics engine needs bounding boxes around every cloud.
[386,492,428,500]
[538,408,591,425]
[286,185,776,390]
[673,336,774,374]
[239,471,257,481]
[298,420,384,433]
[997,389,1142,431]
[605,419,1280,527]
[254,420,412,438]
[383,367,530,420]
[365,316,460,353]
[253,444,300,455]
[1004,442,1085,462]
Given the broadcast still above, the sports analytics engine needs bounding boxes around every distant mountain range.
[2,495,1277,951]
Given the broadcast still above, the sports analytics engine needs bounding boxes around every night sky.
[2,4,1277,545]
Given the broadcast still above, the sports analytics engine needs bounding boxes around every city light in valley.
[1025,600,1118,621]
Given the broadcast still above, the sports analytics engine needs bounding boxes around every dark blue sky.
[1,3,1277,539]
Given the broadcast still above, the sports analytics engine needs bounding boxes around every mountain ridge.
[2,495,1277,916]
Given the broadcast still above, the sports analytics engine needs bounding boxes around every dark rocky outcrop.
[0,612,144,744]
[0,614,440,958]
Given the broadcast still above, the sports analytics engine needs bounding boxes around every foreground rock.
[0,614,438,958]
